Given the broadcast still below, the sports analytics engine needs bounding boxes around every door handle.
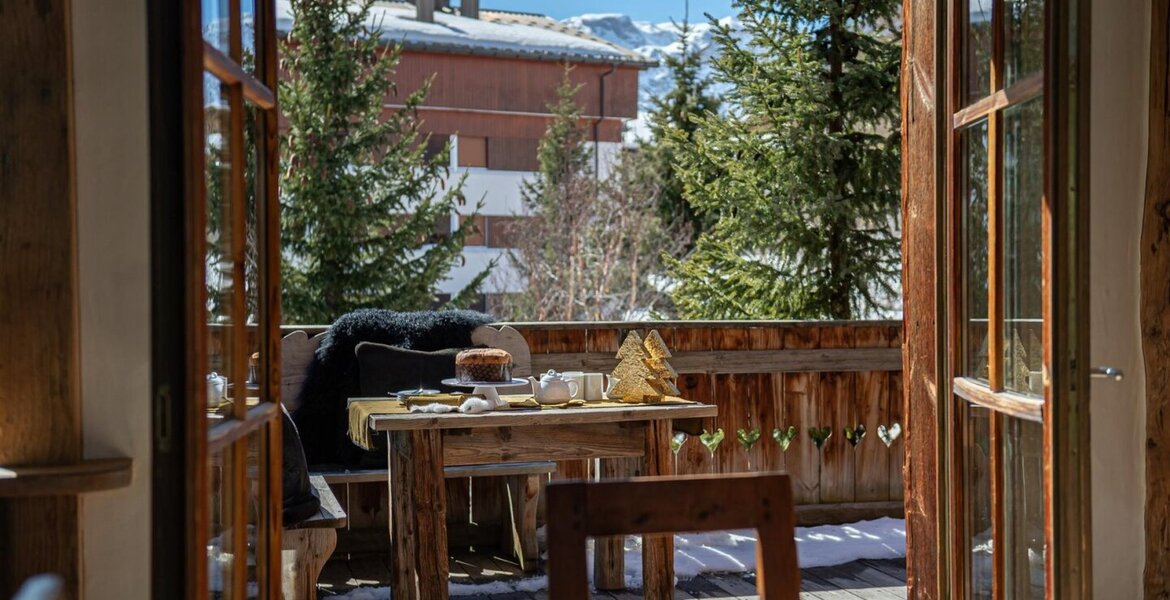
[1089,366,1124,381]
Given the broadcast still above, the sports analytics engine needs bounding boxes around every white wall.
[1089,0,1150,596]
[72,0,153,598]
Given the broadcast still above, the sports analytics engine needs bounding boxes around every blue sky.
[486,0,735,22]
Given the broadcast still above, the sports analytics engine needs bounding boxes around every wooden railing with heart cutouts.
[506,320,906,519]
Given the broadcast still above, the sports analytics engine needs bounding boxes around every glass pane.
[241,0,259,73]
[962,120,991,379]
[964,404,994,600]
[1002,416,1046,598]
[208,449,236,599]
[245,103,263,403]
[245,431,268,598]
[205,73,236,420]
[203,0,232,55]
[1003,98,1045,396]
[964,0,994,104]
[1005,0,1045,87]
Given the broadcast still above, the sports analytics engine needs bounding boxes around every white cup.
[582,373,605,401]
[563,371,585,400]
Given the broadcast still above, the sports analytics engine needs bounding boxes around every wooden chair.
[546,472,801,600]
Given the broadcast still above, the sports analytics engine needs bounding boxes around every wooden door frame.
[1141,1,1170,595]
[147,0,203,596]
[901,0,1092,598]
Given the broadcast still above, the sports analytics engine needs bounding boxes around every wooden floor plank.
[704,573,760,599]
[858,559,907,582]
[803,562,905,600]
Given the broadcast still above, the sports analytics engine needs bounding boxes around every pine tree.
[666,0,902,320]
[644,13,721,240]
[496,70,689,321]
[279,0,490,324]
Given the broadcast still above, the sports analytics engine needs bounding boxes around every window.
[198,0,283,597]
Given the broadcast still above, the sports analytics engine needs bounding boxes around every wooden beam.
[442,423,646,466]
[530,348,904,375]
[1142,0,1170,596]
[900,0,943,598]
[0,0,82,595]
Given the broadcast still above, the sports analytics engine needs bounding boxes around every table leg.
[642,419,675,600]
[594,457,640,590]
[389,430,449,600]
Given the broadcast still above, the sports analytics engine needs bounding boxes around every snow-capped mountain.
[563,13,740,141]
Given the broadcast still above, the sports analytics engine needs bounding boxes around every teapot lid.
[540,369,562,380]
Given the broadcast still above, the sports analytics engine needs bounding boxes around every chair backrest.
[281,330,325,413]
[546,472,800,600]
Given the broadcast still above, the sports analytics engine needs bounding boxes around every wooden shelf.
[0,457,132,497]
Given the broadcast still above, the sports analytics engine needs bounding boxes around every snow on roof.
[274,1,656,68]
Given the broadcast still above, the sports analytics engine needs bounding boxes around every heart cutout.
[772,426,798,451]
[877,422,902,447]
[808,426,832,450]
[736,428,762,452]
[845,424,867,447]
[700,428,725,457]
[671,432,688,455]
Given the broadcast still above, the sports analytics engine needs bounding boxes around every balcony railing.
[236,319,905,524]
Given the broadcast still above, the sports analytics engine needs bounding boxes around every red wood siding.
[405,109,625,142]
[390,51,641,118]
[487,137,540,171]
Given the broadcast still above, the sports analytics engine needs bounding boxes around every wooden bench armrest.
[288,475,347,530]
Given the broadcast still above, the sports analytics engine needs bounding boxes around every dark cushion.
[281,404,321,526]
[355,342,464,397]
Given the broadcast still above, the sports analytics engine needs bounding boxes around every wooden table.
[365,399,717,600]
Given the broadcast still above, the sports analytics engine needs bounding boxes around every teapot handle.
[567,380,579,399]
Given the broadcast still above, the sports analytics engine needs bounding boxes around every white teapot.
[206,372,227,408]
[528,370,579,405]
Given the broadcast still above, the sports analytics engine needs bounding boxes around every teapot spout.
[527,376,539,396]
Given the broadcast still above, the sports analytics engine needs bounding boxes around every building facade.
[281,0,653,309]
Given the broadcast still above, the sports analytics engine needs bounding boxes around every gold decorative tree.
[643,330,680,397]
[609,331,662,402]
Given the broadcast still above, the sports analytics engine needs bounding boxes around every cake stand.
[440,378,529,408]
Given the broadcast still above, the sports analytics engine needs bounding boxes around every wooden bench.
[315,460,555,571]
[282,326,555,572]
[282,475,347,600]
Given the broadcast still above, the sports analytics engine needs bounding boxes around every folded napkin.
[348,400,400,450]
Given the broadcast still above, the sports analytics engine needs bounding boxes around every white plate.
[440,378,528,388]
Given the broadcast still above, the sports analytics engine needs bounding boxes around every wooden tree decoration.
[609,331,663,402]
[642,330,681,397]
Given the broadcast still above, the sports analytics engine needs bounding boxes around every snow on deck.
[331,517,907,598]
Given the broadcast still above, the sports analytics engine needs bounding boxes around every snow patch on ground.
[329,517,906,598]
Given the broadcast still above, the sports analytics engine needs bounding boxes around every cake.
[455,348,513,383]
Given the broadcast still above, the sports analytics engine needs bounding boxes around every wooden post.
[389,431,420,600]
[412,430,449,599]
[1143,1,1170,596]
[416,0,435,22]
[641,420,674,599]
[593,457,641,589]
[461,0,479,19]
[546,481,589,600]
[389,429,450,599]
[900,0,943,598]
[0,0,81,595]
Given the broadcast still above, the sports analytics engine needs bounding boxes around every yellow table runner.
[347,395,697,450]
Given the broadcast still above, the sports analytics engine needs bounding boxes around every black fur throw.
[291,309,493,466]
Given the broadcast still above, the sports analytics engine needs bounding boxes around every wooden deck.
[317,550,907,599]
